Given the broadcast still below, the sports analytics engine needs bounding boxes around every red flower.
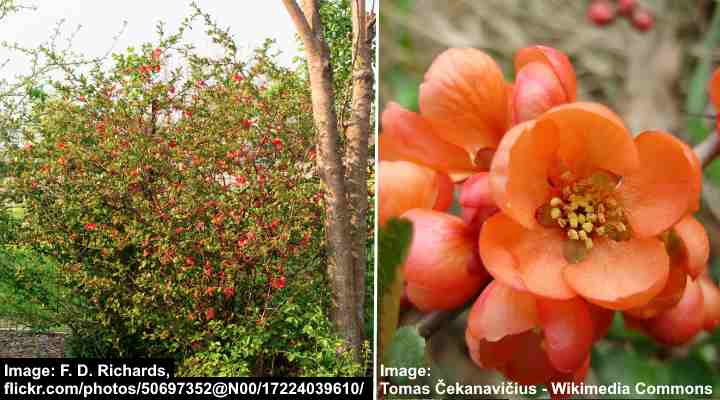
[241,119,253,129]
[233,73,244,82]
[205,307,216,321]
[57,142,65,150]
[84,223,97,231]
[271,276,286,289]
[223,287,235,300]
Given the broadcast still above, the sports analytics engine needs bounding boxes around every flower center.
[536,171,630,263]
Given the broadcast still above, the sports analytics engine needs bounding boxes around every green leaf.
[378,218,412,297]
[378,217,412,363]
[386,326,426,385]
[686,5,720,142]
[593,344,670,396]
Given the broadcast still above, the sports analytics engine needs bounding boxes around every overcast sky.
[0,1,375,82]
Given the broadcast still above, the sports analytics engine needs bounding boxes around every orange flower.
[480,102,703,310]
[378,160,452,227]
[401,209,489,311]
[380,46,576,179]
[465,281,608,385]
[711,67,720,132]
[625,273,720,346]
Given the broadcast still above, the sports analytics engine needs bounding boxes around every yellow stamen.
[568,229,579,240]
[550,208,561,219]
[582,222,593,233]
[585,237,594,249]
[550,197,563,207]
[578,230,588,241]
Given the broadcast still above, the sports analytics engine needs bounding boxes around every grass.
[0,245,65,332]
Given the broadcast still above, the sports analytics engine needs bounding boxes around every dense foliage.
[1,11,366,374]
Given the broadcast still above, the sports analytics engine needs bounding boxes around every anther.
[550,208,561,219]
[596,226,606,236]
[616,222,626,232]
[582,222,593,233]
[550,197,563,207]
[578,230,588,241]
[568,213,579,228]
[577,214,587,224]
[568,229,579,240]
[585,237,594,249]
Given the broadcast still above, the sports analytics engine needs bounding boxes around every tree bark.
[346,0,373,339]
[282,0,364,359]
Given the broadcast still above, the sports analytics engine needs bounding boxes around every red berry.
[617,0,636,16]
[587,0,615,26]
[223,287,235,300]
[631,8,654,32]
[206,307,216,320]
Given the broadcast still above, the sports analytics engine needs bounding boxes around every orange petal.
[624,259,687,319]
[515,45,577,102]
[379,102,476,173]
[460,172,494,208]
[538,102,639,179]
[432,171,455,212]
[537,297,594,373]
[502,331,558,385]
[563,237,669,310]
[479,213,576,299]
[419,48,509,153]
[489,119,559,229]
[710,67,720,113]
[644,277,704,345]
[619,131,702,238]
[465,328,524,369]
[588,304,614,341]
[547,356,591,400]
[378,161,438,227]
[512,61,568,124]
[406,281,484,312]
[401,209,487,311]
[699,274,720,331]
[672,215,710,279]
[462,205,499,236]
[466,280,538,342]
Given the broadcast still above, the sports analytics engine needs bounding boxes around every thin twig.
[416,285,486,339]
[695,131,720,168]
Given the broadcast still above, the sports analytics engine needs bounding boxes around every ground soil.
[0,330,64,357]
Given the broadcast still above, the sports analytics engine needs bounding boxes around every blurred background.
[381,0,720,396]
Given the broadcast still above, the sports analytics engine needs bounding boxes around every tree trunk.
[346,0,373,340]
[282,0,364,359]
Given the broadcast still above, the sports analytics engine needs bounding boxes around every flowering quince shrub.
[380,45,720,395]
[4,33,363,374]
